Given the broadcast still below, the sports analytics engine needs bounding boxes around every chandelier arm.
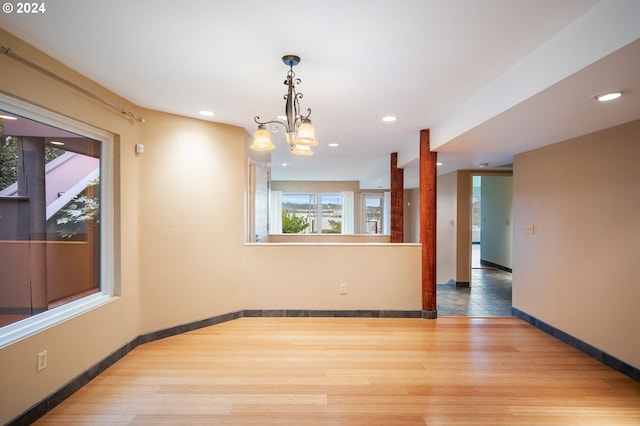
[253,115,287,129]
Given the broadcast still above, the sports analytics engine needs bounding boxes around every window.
[280,193,343,234]
[362,193,386,234]
[0,94,114,345]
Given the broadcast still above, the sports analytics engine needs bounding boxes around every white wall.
[513,119,640,369]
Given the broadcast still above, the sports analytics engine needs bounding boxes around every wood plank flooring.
[35,317,640,425]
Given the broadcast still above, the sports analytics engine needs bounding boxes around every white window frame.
[0,93,116,348]
[361,192,388,235]
[281,192,343,234]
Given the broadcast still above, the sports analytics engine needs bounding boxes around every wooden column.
[420,129,437,317]
[390,152,404,243]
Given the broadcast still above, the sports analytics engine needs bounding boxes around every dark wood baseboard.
[480,260,512,272]
[512,307,639,383]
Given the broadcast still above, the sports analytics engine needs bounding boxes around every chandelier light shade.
[249,125,276,151]
[252,55,318,155]
[290,144,313,156]
[294,119,318,146]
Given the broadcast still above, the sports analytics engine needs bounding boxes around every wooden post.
[420,130,437,317]
[390,152,404,243]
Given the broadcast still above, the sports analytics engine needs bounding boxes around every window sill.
[245,242,421,246]
[0,293,116,348]
[265,234,393,244]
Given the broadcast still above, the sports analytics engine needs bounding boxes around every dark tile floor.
[437,268,513,316]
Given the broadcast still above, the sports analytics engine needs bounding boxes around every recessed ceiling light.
[0,114,18,120]
[595,91,623,102]
[478,162,489,168]
[50,141,65,146]
[199,110,214,117]
[382,116,397,122]
[328,143,339,147]
[436,162,443,166]
[281,162,288,167]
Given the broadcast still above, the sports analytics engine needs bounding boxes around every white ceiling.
[1,0,639,188]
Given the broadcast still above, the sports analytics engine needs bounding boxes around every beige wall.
[272,180,360,193]
[136,110,247,333]
[436,171,457,284]
[513,119,640,368]
[242,244,422,311]
[480,176,513,269]
[0,30,423,424]
[455,171,473,284]
[404,188,420,243]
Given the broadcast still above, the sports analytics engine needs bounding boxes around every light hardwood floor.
[36,317,640,425]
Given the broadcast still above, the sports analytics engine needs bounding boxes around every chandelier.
[250,55,318,156]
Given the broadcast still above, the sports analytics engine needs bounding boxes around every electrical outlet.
[37,350,47,372]
[524,224,535,235]
[339,283,347,294]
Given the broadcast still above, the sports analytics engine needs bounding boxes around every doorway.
[436,171,514,316]
[469,175,513,315]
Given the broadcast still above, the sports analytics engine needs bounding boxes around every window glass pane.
[281,193,316,234]
[0,111,101,327]
[280,193,344,234]
[363,194,384,234]
[320,193,342,234]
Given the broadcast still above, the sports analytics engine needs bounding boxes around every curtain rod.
[1,45,146,123]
